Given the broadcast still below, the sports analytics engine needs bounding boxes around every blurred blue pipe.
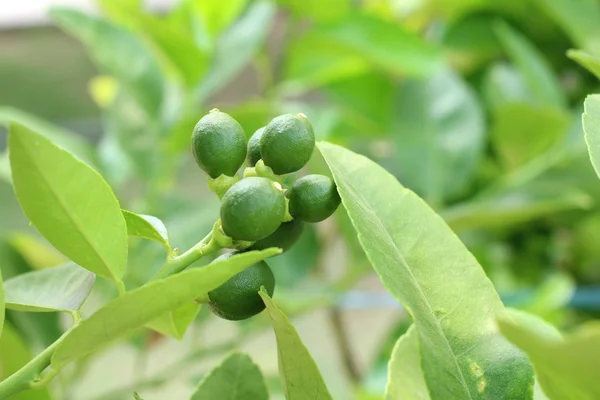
[338,287,600,310]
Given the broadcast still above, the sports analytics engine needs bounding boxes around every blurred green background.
[1,0,600,399]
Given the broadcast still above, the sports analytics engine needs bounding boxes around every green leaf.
[287,13,441,79]
[391,69,485,204]
[385,325,430,400]
[0,269,4,340]
[122,210,170,251]
[9,233,67,270]
[50,8,164,116]
[146,301,200,340]
[193,0,248,38]
[533,0,600,55]
[4,263,95,313]
[492,103,570,170]
[259,289,333,400]
[318,142,534,399]
[493,21,565,109]
[482,64,530,110]
[191,352,269,400]
[8,123,128,283]
[52,249,279,369]
[0,106,97,168]
[568,49,600,80]
[498,317,600,400]
[583,94,600,179]
[0,322,52,400]
[130,14,210,87]
[197,1,276,101]
[442,182,593,231]
[277,0,351,23]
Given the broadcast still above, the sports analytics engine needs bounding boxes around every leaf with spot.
[191,352,268,400]
[259,289,333,400]
[318,142,534,399]
[9,123,128,284]
[499,316,600,400]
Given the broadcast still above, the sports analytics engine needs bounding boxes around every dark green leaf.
[385,325,430,400]
[191,352,269,400]
[259,289,333,400]
[583,95,600,179]
[122,210,170,251]
[499,316,600,400]
[197,1,276,101]
[9,123,128,283]
[52,249,279,369]
[318,142,534,399]
[392,69,485,204]
[4,263,95,313]
[492,103,570,169]
[533,0,600,55]
[494,21,565,109]
[51,8,164,115]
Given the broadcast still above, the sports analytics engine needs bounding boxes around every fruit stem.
[153,233,218,280]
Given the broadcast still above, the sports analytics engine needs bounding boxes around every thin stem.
[152,232,218,280]
[0,318,81,399]
[328,307,361,384]
[115,279,126,297]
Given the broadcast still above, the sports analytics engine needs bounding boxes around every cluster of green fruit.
[191,109,341,320]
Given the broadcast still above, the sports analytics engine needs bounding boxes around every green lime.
[250,219,304,253]
[287,174,341,223]
[247,127,265,167]
[260,113,315,174]
[208,252,275,321]
[192,109,247,178]
[221,177,286,241]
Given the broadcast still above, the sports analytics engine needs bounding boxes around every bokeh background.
[1,0,600,399]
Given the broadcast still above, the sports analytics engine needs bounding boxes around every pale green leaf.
[442,181,592,231]
[533,0,600,55]
[318,142,534,399]
[492,103,570,170]
[502,309,562,342]
[0,322,52,400]
[4,263,95,313]
[583,94,600,179]
[193,0,248,37]
[122,210,170,250]
[482,64,530,110]
[392,69,485,204]
[0,106,97,168]
[287,13,441,79]
[146,301,200,340]
[277,0,350,23]
[9,232,67,270]
[191,352,269,400]
[198,1,276,101]
[8,123,128,282]
[494,21,565,109]
[52,249,279,369]
[50,8,164,115]
[498,318,600,400]
[259,289,333,400]
[568,49,600,80]
[385,325,430,400]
